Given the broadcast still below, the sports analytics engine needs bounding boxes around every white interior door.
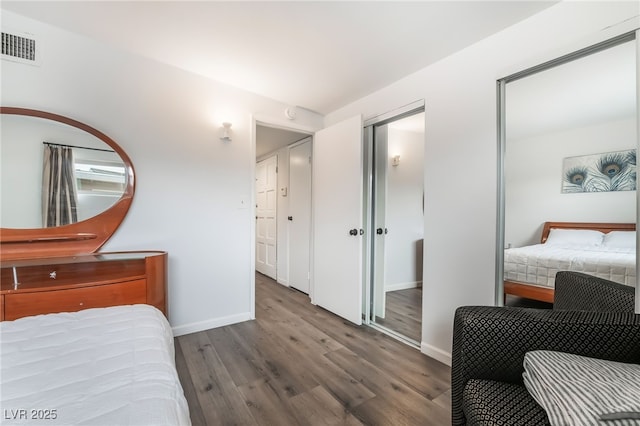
[289,138,312,293]
[313,115,363,325]
[256,155,277,279]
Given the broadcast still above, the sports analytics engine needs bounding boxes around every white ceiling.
[506,40,636,141]
[2,1,556,115]
[256,125,308,158]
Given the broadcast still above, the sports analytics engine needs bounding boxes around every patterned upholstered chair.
[451,271,640,425]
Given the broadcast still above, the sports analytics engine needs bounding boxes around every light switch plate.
[238,195,250,209]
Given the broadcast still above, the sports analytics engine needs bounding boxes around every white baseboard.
[277,278,289,287]
[171,312,252,337]
[385,281,422,292]
[421,342,452,367]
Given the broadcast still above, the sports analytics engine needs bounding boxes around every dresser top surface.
[1,251,166,269]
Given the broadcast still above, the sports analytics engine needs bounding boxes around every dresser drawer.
[4,279,146,321]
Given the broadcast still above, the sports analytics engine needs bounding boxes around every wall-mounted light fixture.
[392,155,401,166]
[220,122,232,141]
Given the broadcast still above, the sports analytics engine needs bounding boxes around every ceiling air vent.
[2,31,39,65]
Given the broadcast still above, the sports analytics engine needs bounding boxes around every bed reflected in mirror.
[499,35,638,308]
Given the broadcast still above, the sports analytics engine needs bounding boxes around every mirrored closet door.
[366,109,425,345]
[497,32,638,310]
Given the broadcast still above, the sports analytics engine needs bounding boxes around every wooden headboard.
[540,222,636,244]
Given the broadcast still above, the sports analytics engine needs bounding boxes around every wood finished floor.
[375,288,422,342]
[175,273,451,426]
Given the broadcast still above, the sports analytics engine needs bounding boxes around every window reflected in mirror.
[74,153,126,223]
[1,114,127,229]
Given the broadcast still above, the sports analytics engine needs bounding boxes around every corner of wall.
[171,312,252,337]
[421,342,452,367]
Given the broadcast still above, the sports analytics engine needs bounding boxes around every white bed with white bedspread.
[504,244,636,288]
[0,304,191,425]
[504,228,636,289]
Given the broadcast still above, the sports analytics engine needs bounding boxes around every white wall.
[1,115,50,228]
[505,117,637,247]
[1,10,323,335]
[325,1,639,364]
[385,127,424,290]
[1,114,111,228]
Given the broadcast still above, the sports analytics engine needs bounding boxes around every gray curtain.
[42,145,78,227]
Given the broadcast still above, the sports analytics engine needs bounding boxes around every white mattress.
[504,244,636,289]
[0,304,191,425]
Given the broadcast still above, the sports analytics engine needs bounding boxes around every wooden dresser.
[0,251,166,321]
[1,108,169,322]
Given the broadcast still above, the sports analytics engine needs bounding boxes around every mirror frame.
[0,107,135,260]
[495,30,639,309]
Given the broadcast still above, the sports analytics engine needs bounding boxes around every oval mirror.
[0,107,135,260]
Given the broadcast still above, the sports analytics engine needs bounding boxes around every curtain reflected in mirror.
[1,113,127,229]
[500,36,637,308]
[42,144,78,227]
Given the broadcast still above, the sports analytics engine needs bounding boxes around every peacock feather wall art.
[562,149,636,193]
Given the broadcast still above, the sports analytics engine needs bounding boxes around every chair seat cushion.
[463,379,549,425]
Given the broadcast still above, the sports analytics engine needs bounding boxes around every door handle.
[376,228,383,235]
[288,216,293,221]
[349,229,358,236]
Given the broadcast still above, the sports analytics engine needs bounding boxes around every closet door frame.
[362,99,425,344]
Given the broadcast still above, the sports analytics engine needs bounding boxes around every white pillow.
[544,229,604,246]
[603,231,636,249]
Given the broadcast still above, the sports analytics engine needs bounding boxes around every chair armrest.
[451,306,640,426]
[554,271,635,312]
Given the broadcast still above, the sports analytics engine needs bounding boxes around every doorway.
[255,124,311,291]
[366,110,425,345]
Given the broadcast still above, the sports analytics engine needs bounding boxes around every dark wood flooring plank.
[174,336,207,426]
[375,311,421,342]
[224,319,322,399]
[178,331,257,425]
[325,347,450,425]
[241,285,377,412]
[294,307,450,400]
[256,317,377,411]
[237,378,301,426]
[256,275,449,400]
[376,288,422,341]
[253,311,377,410]
[257,295,344,355]
[177,273,452,425]
[433,388,452,412]
[289,386,364,426]
[204,325,265,387]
